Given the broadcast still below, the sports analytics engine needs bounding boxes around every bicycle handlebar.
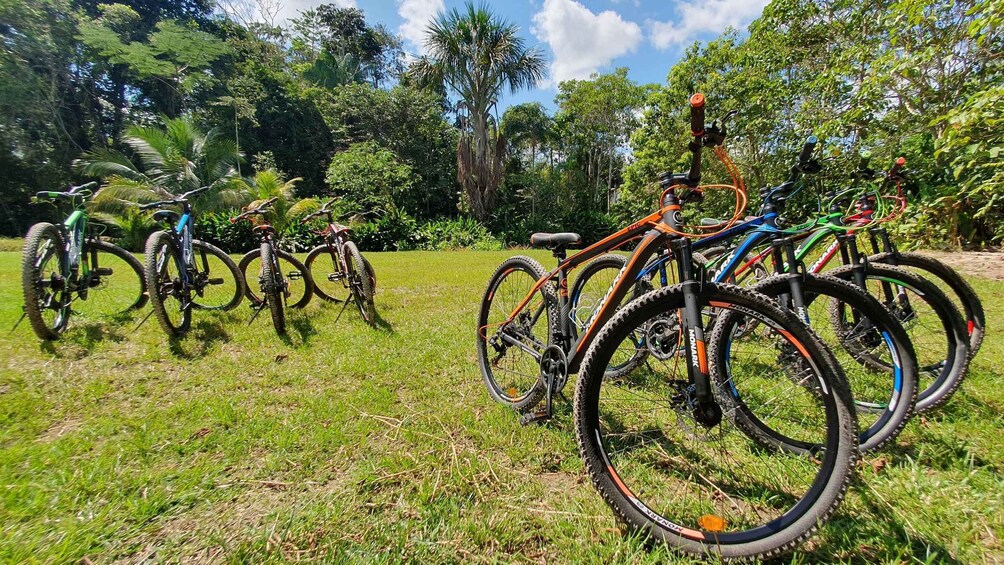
[798,136,818,165]
[137,186,211,211]
[687,94,705,184]
[35,181,98,202]
[230,196,278,223]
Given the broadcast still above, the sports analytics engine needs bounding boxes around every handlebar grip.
[890,156,906,175]
[858,150,872,171]
[798,136,818,164]
[35,191,56,199]
[690,93,705,135]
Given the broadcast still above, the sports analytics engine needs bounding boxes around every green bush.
[352,208,420,251]
[416,217,503,250]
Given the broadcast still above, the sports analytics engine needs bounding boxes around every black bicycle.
[21,182,147,339]
[231,197,302,335]
[302,198,376,325]
[477,95,858,559]
[141,186,244,337]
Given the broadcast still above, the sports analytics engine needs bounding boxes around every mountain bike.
[302,198,376,325]
[141,186,244,337]
[236,218,313,312]
[579,155,970,414]
[478,95,857,559]
[231,197,303,335]
[571,141,921,451]
[21,182,147,340]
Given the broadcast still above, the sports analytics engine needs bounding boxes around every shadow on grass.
[38,319,130,358]
[169,319,231,359]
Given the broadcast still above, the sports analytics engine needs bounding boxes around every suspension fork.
[771,238,809,323]
[670,238,720,426]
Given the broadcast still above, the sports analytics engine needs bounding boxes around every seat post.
[552,248,566,261]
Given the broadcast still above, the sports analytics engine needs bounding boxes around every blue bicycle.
[141,186,244,337]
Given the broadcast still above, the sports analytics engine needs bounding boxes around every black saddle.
[530,232,581,249]
[153,210,180,224]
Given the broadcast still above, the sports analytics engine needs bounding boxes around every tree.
[501,102,554,169]
[75,116,246,212]
[314,83,459,219]
[240,169,316,234]
[410,2,545,222]
[556,68,652,210]
[325,142,417,216]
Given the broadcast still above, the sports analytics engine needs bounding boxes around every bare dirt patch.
[918,250,1004,281]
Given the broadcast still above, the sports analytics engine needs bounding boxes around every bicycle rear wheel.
[575,283,857,559]
[477,256,557,412]
[74,240,147,318]
[241,248,312,309]
[21,223,70,340]
[569,253,649,378]
[191,240,243,311]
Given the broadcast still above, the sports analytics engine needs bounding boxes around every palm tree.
[75,116,247,213]
[410,3,545,222]
[240,169,317,234]
[501,102,555,169]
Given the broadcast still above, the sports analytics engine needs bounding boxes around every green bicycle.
[21,182,147,340]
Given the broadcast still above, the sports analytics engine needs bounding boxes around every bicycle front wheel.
[870,251,985,357]
[574,283,857,560]
[240,248,311,309]
[260,243,286,335]
[144,231,191,337]
[343,241,375,324]
[21,222,69,340]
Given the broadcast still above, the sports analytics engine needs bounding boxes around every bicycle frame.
[490,200,709,378]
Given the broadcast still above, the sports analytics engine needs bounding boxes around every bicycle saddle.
[530,232,581,249]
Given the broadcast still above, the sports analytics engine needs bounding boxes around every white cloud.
[648,0,769,50]
[531,0,642,85]
[397,0,445,56]
[275,0,355,24]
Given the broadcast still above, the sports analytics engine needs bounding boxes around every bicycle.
[570,140,922,451]
[231,197,303,335]
[579,154,969,414]
[21,182,148,340]
[141,186,244,337]
[478,95,858,559]
[236,224,313,313]
[301,198,376,325]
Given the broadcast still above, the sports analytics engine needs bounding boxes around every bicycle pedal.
[519,411,550,426]
[327,273,343,282]
[207,277,224,285]
[94,267,113,276]
[287,271,302,280]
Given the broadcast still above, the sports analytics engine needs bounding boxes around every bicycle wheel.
[477,256,558,412]
[144,231,191,337]
[21,222,70,340]
[870,251,985,357]
[305,244,342,302]
[827,263,969,412]
[260,243,286,335]
[190,240,243,311]
[74,240,147,318]
[343,241,375,324]
[575,283,857,559]
[239,248,311,309]
[752,274,917,452]
[569,253,649,377]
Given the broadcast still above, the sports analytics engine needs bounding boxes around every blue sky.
[272,0,770,110]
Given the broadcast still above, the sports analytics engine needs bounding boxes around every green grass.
[0,249,1002,562]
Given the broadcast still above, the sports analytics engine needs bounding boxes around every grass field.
[1,245,1003,562]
